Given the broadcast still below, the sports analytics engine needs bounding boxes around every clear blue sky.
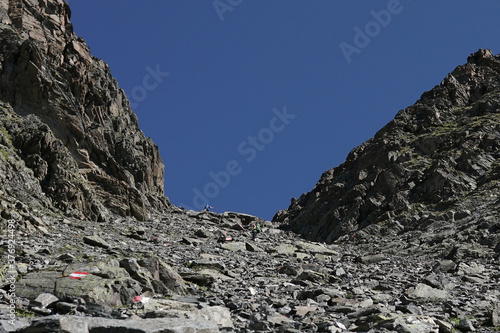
[65,1,500,220]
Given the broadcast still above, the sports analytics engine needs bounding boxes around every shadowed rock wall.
[0,0,169,222]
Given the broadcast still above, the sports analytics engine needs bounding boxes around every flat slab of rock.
[373,313,440,333]
[0,318,31,332]
[245,241,263,252]
[406,283,449,301]
[221,211,264,225]
[267,312,296,325]
[295,241,338,255]
[221,242,246,252]
[356,254,387,264]
[83,235,110,249]
[143,301,233,328]
[16,271,61,299]
[294,306,318,316]
[273,243,298,255]
[16,315,220,333]
[34,293,59,308]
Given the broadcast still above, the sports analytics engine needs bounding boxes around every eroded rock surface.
[0,0,169,223]
[274,49,500,260]
[1,210,499,332]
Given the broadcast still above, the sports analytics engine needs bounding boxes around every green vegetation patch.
[0,148,9,159]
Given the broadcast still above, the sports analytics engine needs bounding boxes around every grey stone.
[457,262,485,275]
[356,254,386,264]
[83,235,110,249]
[221,241,246,252]
[55,302,77,313]
[335,267,346,276]
[492,304,500,326]
[245,241,263,252]
[0,319,31,332]
[57,253,75,262]
[295,270,325,283]
[139,256,186,295]
[34,293,59,308]
[435,319,453,333]
[53,264,142,306]
[17,315,220,333]
[194,306,233,328]
[458,317,475,331]
[432,260,456,272]
[30,306,52,315]
[406,283,449,301]
[120,258,155,291]
[397,303,424,315]
[180,272,215,287]
[16,271,60,300]
[277,263,303,277]
[374,313,439,332]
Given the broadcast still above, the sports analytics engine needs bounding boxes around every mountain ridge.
[274,48,500,257]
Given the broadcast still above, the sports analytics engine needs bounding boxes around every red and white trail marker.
[69,272,89,279]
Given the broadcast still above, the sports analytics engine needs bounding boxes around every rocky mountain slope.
[1,210,499,332]
[0,0,168,223]
[274,49,500,261]
[1,0,500,332]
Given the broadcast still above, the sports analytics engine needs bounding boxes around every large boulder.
[16,261,142,307]
[16,315,220,333]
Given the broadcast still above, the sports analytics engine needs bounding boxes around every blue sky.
[65,1,500,220]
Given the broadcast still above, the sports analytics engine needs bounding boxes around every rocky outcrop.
[1,209,499,332]
[274,49,500,256]
[0,0,168,222]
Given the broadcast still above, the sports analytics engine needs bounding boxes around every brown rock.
[0,0,169,223]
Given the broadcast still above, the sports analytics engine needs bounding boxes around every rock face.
[0,0,168,222]
[274,49,500,257]
[1,1,500,332]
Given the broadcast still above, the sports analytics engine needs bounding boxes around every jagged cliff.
[0,0,169,222]
[274,49,500,257]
